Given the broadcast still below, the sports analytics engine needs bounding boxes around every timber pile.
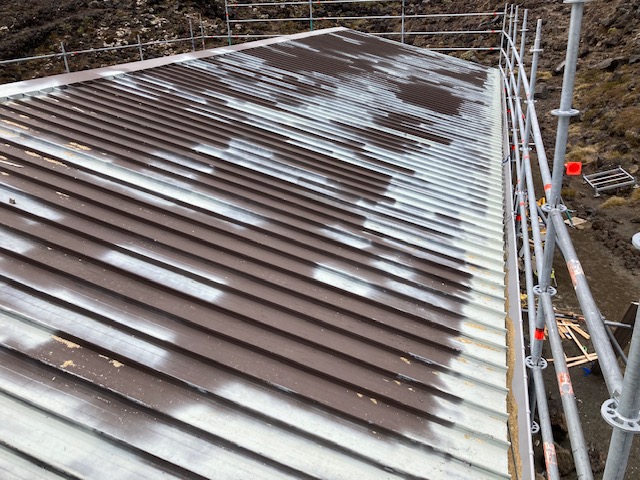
[548,310,598,368]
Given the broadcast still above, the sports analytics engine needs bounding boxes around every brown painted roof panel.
[0,29,510,478]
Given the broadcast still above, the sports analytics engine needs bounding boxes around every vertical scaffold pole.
[401,0,406,44]
[516,9,528,98]
[309,0,314,31]
[224,0,233,46]
[602,303,640,480]
[189,16,196,51]
[60,42,70,73]
[498,4,509,69]
[509,5,519,78]
[137,35,144,61]
[503,4,514,71]
[200,14,206,50]
[548,0,585,206]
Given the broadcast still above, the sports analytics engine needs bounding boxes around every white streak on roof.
[27,285,181,373]
[149,149,215,175]
[0,188,65,222]
[0,125,264,228]
[48,288,179,349]
[194,140,335,190]
[313,264,373,298]
[100,249,227,305]
[0,231,35,257]
[110,77,160,100]
[173,403,403,480]
[320,225,372,250]
[338,35,364,46]
[0,306,53,352]
[370,258,417,281]
[215,381,508,479]
[0,393,185,480]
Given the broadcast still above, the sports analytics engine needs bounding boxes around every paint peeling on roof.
[0,29,513,479]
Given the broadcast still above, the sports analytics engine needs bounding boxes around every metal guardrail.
[0,17,230,73]
[0,2,504,79]
[224,0,503,47]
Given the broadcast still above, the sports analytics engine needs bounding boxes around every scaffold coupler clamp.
[525,356,548,370]
[540,203,567,214]
[531,421,540,434]
[601,398,640,434]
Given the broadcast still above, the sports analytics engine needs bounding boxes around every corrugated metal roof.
[0,28,511,479]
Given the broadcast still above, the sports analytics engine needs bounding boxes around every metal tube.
[532,366,561,480]
[503,67,538,346]
[605,325,629,365]
[224,0,233,46]
[503,39,548,364]
[540,292,594,480]
[498,4,508,68]
[515,9,528,97]
[509,6,519,78]
[401,0,405,44]
[605,321,633,329]
[0,52,61,65]
[189,17,196,51]
[549,0,585,206]
[603,303,640,480]
[550,210,624,396]
[137,35,144,61]
[501,27,553,197]
[504,4,514,71]
[530,299,547,363]
[229,15,502,26]
[518,18,544,189]
[230,0,398,7]
[502,65,545,436]
[228,0,498,14]
[60,42,70,73]
[538,211,557,290]
[528,20,543,105]
[200,14,206,50]
[309,0,314,31]
[503,56,547,479]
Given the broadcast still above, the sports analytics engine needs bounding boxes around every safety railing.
[223,0,503,49]
[500,3,640,479]
[0,3,505,81]
[0,15,232,78]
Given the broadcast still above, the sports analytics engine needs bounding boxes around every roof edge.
[0,27,349,100]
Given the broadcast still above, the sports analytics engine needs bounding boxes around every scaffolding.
[501,3,640,479]
[1,2,639,479]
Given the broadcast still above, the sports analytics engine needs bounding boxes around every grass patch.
[565,145,598,165]
[601,196,627,208]
[611,107,640,145]
[630,188,640,203]
[537,70,553,81]
[561,188,577,199]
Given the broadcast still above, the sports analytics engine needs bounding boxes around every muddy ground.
[1,1,640,478]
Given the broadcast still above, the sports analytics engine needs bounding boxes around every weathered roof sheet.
[0,28,510,479]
